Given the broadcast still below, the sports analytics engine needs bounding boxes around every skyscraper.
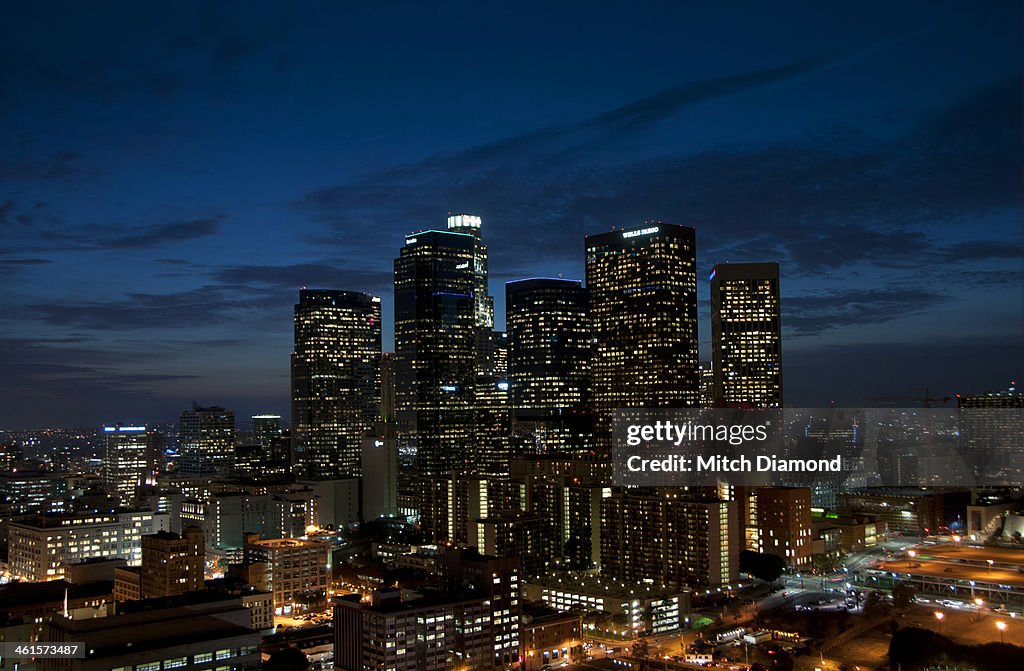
[710,262,782,407]
[291,289,382,480]
[447,213,495,375]
[585,223,699,451]
[252,414,282,451]
[394,228,478,476]
[505,278,591,457]
[102,424,150,506]
[178,405,236,476]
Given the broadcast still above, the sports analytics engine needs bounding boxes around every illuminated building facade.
[754,486,812,567]
[335,591,499,671]
[446,213,496,375]
[394,228,478,476]
[474,376,512,477]
[710,262,782,407]
[252,414,281,451]
[179,405,236,477]
[506,278,592,457]
[140,527,206,598]
[585,223,699,452]
[8,510,171,581]
[291,289,382,479]
[244,535,330,614]
[600,489,737,588]
[102,425,150,506]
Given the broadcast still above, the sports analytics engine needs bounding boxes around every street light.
[987,559,995,572]
[907,550,916,568]
[997,621,1007,644]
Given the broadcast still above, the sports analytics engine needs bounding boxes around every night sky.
[2,2,1021,429]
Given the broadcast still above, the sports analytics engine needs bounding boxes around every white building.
[8,510,171,581]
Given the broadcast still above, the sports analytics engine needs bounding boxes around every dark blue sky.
[1,1,1021,428]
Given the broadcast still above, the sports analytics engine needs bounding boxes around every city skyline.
[2,2,1021,428]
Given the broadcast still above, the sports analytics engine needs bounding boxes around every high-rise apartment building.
[600,489,737,588]
[178,405,236,476]
[140,526,206,598]
[585,223,699,452]
[754,486,812,567]
[291,289,382,479]
[394,228,478,476]
[506,278,591,457]
[102,424,150,506]
[710,262,782,407]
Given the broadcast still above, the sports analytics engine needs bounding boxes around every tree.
[264,647,311,671]
[740,550,787,583]
[863,590,891,619]
[893,583,916,609]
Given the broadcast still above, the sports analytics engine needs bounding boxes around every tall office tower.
[506,278,592,457]
[446,213,496,374]
[600,489,737,588]
[380,352,396,421]
[361,432,398,520]
[140,526,205,598]
[178,405,235,476]
[710,262,782,408]
[586,223,699,452]
[492,330,508,378]
[394,229,478,476]
[103,425,150,506]
[958,389,1024,483]
[475,376,512,477]
[363,352,399,520]
[699,362,714,408]
[291,289,382,480]
[252,414,282,453]
[144,429,166,478]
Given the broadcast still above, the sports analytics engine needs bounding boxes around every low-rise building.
[39,594,260,671]
[524,574,691,636]
[244,535,329,615]
[7,510,170,581]
[522,606,582,671]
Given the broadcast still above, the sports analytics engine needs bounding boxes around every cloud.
[296,76,1020,282]
[783,288,951,336]
[25,283,279,331]
[101,216,223,249]
[929,240,1023,263]
[0,151,78,182]
[1,211,224,252]
[0,336,201,428]
[211,262,392,295]
[0,258,50,266]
